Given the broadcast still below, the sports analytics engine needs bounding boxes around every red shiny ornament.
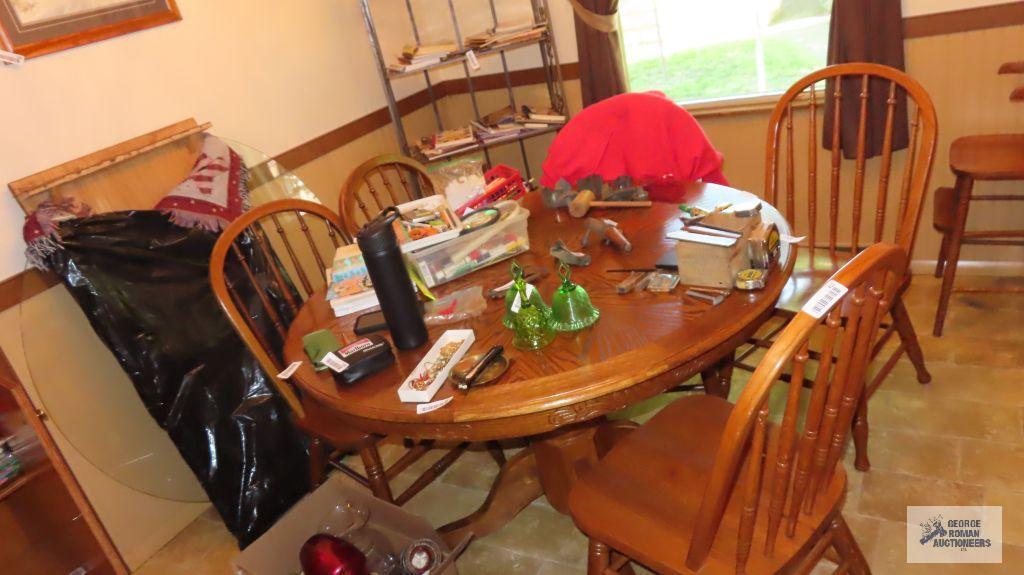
[299,534,369,575]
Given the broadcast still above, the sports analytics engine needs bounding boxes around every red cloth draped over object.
[23,135,251,270]
[154,134,250,231]
[539,91,728,202]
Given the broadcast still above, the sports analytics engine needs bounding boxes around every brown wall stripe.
[903,2,1024,39]
[0,268,59,314]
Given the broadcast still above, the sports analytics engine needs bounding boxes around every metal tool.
[581,217,633,252]
[550,239,592,266]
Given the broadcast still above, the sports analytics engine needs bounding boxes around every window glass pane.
[620,0,833,103]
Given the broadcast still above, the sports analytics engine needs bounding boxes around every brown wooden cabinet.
[0,350,128,575]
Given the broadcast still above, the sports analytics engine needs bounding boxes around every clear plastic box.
[406,200,530,288]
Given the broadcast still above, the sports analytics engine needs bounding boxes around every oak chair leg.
[934,233,949,278]
[309,436,327,490]
[891,297,931,384]
[934,174,973,337]
[359,444,395,503]
[588,540,611,575]
[830,515,872,575]
[486,440,507,467]
[701,351,735,399]
[852,390,870,472]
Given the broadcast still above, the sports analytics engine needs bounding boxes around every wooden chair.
[931,134,1024,335]
[339,154,436,236]
[569,243,906,575]
[727,63,938,470]
[209,198,463,504]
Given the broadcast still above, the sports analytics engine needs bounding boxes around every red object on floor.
[539,92,728,202]
[299,534,369,575]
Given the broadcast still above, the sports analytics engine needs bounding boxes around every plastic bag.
[423,285,487,326]
[45,210,309,548]
[430,156,486,212]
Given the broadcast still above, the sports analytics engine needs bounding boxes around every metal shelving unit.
[360,0,569,179]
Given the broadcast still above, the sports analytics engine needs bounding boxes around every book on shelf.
[417,127,477,159]
[389,42,457,74]
[464,23,545,50]
[326,245,379,317]
[521,105,566,124]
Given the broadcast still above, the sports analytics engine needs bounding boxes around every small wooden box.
[675,236,751,288]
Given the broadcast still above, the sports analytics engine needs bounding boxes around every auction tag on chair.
[321,352,350,373]
[417,396,453,414]
[276,361,303,380]
[803,279,849,319]
[466,49,480,70]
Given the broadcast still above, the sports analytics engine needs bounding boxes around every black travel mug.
[356,207,428,349]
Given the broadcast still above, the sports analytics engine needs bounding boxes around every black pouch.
[333,335,395,385]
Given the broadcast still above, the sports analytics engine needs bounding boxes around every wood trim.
[0,269,59,314]
[273,62,580,170]
[903,2,1024,39]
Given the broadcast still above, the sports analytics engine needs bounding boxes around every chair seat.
[950,134,1024,180]
[774,251,910,315]
[568,395,846,575]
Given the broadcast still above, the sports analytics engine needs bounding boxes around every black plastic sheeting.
[45,210,309,547]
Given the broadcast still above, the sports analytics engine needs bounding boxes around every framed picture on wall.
[0,0,181,59]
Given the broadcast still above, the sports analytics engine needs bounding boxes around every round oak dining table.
[284,181,794,545]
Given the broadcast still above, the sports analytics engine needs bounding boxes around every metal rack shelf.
[360,0,569,180]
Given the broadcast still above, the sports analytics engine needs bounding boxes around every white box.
[397,330,475,403]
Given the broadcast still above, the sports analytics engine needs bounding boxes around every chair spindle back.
[340,154,436,235]
[765,64,938,262]
[210,199,347,417]
[686,243,907,572]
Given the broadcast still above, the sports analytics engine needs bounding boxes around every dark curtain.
[823,0,909,159]
[572,0,627,107]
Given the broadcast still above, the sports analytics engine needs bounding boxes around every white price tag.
[509,291,522,313]
[466,49,480,70]
[321,352,350,373]
[525,283,536,298]
[0,49,24,66]
[781,233,806,244]
[276,361,302,380]
[802,279,849,319]
[416,396,453,414]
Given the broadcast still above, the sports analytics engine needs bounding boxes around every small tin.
[735,268,767,290]
[747,222,780,269]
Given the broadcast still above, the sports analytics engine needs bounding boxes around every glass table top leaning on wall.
[12,130,329,512]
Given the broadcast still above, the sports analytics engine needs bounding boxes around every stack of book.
[416,126,476,160]
[326,245,379,317]
[520,104,566,127]
[388,42,457,74]
[465,21,546,50]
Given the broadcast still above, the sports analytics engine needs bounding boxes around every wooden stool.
[933,134,1024,336]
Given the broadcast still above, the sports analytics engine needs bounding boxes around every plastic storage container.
[406,200,530,288]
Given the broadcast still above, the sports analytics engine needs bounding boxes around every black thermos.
[356,207,428,349]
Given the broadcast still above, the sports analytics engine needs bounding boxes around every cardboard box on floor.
[234,474,459,574]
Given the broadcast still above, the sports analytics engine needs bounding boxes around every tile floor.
[135,274,1024,574]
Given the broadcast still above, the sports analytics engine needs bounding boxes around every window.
[619,0,833,104]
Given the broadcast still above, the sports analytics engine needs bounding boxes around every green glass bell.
[503,261,550,328]
[511,282,556,350]
[550,262,600,332]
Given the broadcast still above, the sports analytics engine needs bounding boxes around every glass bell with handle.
[550,262,600,332]
[511,281,557,350]
[503,260,550,328]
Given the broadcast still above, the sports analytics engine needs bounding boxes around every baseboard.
[910,259,1024,277]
